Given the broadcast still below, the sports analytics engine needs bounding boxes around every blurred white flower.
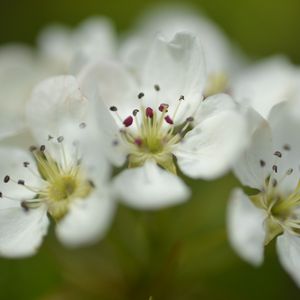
[231,56,300,119]
[228,99,300,287]
[38,17,117,74]
[0,76,114,258]
[0,44,50,140]
[79,32,247,210]
[120,5,245,97]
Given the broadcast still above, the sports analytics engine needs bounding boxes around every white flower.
[0,76,115,258]
[38,17,117,74]
[228,100,300,286]
[120,5,245,97]
[231,56,300,119]
[79,32,247,210]
[0,44,48,140]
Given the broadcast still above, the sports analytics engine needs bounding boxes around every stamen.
[274,151,282,158]
[79,122,86,129]
[138,92,144,99]
[272,165,278,173]
[110,106,118,112]
[29,145,37,152]
[145,107,154,118]
[134,138,143,147]
[159,103,169,112]
[154,84,160,91]
[165,115,174,125]
[23,161,30,167]
[48,135,53,141]
[17,179,25,185]
[260,160,266,167]
[123,116,133,127]
[133,109,139,116]
[40,145,46,152]
[3,175,10,183]
[179,95,185,101]
[286,168,294,175]
[57,136,64,143]
[283,144,291,151]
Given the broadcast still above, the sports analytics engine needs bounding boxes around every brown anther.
[57,136,64,143]
[3,175,10,183]
[138,92,144,99]
[272,165,278,173]
[274,151,282,158]
[40,145,46,152]
[79,122,86,129]
[283,144,291,151]
[17,180,25,185]
[110,106,118,112]
[154,84,160,91]
[23,162,30,167]
[21,201,29,212]
[133,109,139,116]
[259,160,266,167]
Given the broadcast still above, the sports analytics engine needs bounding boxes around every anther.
[21,201,29,212]
[272,178,278,187]
[272,165,278,173]
[134,138,143,147]
[0,192,2,198]
[123,116,133,127]
[133,109,139,116]
[146,107,154,118]
[29,145,37,152]
[40,145,46,152]
[88,180,95,188]
[23,161,30,167]
[165,115,174,125]
[274,151,282,158]
[259,160,266,167]
[110,106,118,112]
[286,168,294,175]
[179,95,185,101]
[112,139,119,146]
[138,92,144,99]
[159,103,169,112]
[3,175,10,183]
[79,122,86,129]
[154,84,160,91]
[283,144,291,151]
[57,136,64,143]
[17,179,25,185]
[186,117,194,122]
[48,135,53,140]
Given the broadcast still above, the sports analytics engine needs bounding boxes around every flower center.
[110,91,193,174]
[2,135,93,221]
[250,148,300,243]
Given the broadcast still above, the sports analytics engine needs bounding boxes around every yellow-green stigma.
[111,96,193,174]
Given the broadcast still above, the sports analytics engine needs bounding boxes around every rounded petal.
[113,160,190,210]
[141,32,206,123]
[0,206,49,258]
[277,232,300,288]
[26,75,88,143]
[233,120,273,189]
[232,56,297,119]
[78,59,138,118]
[176,110,247,179]
[56,190,115,247]
[227,188,266,266]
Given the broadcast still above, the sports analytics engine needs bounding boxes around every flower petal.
[56,190,115,247]
[176,110,247,179]
[233,120,273,189]
[277,232,300,288]
[141,32,206,123]
[113,160,190,210]
[0,206,49,258]
[27,75,88,143]
[227,188,266,266]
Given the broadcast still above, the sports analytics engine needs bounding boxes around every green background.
[0,0,300,299]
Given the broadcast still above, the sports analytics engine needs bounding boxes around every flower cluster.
[1,5,300,289]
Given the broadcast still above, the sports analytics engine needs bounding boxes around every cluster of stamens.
[0,123,94,221]
[251,144,300,241]
[110,85,194,173]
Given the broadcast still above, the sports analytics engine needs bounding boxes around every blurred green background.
[0,0,300,299]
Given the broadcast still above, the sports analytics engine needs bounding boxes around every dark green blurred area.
[0,0,300,299]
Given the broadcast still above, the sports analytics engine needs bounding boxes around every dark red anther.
[165,115,174,125]
[134,138,143,147]
[159,103,169,112]
[145,107,154,118]
[123,116,133,127]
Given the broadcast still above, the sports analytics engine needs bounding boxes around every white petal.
[233,119,272,189]
[0,45,39,139]
[227,188,266,266]
[0,206,49,258]
[277,232,300,288]
[176,110,247,179]
[113,160,190,210]
[78,59,138,118]
[232,56,297,119]
[56,190,115,247]
[27,75,88,143]
[141,32,206,123]
[194,93,236,124]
